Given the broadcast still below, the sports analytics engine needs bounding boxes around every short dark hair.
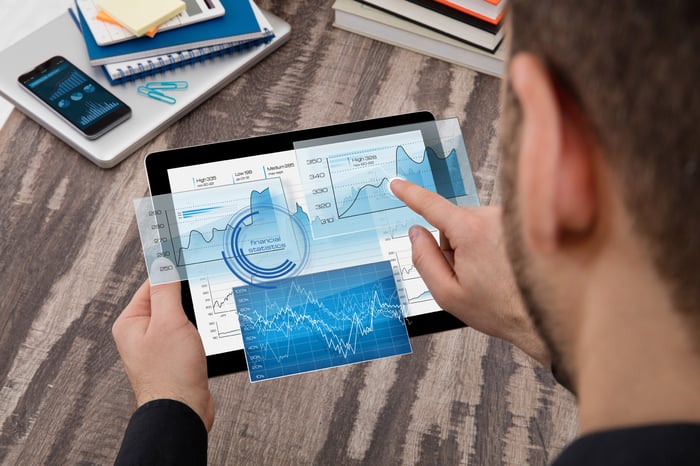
[508,2,700,330]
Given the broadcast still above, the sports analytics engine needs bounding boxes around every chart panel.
[295,121,470,239]
[234,261,412,381]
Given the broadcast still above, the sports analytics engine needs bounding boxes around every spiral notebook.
[102,35,274,84]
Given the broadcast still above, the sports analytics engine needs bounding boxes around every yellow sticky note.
[96,0,186,37]
[96,10,160,37]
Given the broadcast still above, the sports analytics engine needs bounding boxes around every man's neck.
[573,244,700,434]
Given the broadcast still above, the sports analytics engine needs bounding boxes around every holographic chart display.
[134,118,479,381]
[235,261,411,381]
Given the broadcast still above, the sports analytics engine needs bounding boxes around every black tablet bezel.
[145,111,465,377]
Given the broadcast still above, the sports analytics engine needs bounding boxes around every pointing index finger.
[390,178,458,232]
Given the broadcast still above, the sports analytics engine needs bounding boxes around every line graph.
[172,182,289,268]
[205,278,236,314]
[136,177,390,286]
[332,146,459,219]
[403,279,433,305]
[215,320,240,339]
[189,275,245,356]
[391,251,433,306]
[380,231,443,317]
[136,178,312,285]
[295,124,468,239]
[173,222,229,267]
[233,261,411,381]
[396,253,420,281]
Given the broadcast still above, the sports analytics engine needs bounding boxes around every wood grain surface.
[0,1,578,464]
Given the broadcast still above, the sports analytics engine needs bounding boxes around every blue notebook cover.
[77,0,270,65]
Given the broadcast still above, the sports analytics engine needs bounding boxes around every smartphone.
[18,56,131,139]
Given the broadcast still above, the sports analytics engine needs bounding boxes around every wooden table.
[0,1,578,463]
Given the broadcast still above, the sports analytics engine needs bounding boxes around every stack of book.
[71,0,275,84]
[332,0,505,77]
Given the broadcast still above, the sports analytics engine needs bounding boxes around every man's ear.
[509,53,597,254]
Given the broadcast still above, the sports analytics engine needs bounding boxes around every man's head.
[499,1,700,390]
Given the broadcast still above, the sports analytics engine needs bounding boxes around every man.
[113,1,700,464]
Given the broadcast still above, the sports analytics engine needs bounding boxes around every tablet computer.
[144,111,476,377]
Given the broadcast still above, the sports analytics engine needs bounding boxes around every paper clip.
[137,86,177,104]
[144,81,189,90]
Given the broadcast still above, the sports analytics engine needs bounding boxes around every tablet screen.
[143,113,478,377]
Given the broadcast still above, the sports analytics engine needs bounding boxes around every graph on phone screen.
[26,60,125,129]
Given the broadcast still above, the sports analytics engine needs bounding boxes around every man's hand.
[390,178,550,366]
[112,279,215,431]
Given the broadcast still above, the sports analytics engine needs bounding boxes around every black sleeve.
[551,424,700,465]
[115,399,208,466]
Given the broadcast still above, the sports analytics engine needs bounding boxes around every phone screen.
[18,56,131,139]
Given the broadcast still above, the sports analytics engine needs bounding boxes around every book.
[406,0,504,29]
[96,0,186,37]
[430,0,506,24]
[358,0,504,52]
[333,0,503,77]
[77,0,272,65]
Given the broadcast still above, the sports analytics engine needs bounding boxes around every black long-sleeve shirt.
[115,399,207,466]
[552,423,700,465]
